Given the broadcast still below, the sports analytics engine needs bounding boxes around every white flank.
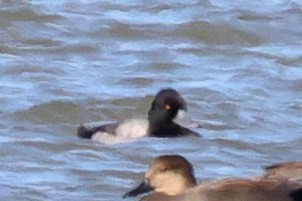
[91,119,149,144]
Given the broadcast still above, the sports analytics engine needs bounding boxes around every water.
[0,0,301,200]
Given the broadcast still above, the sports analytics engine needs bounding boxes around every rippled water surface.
[0,0,302,200]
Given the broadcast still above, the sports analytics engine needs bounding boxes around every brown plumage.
[263,161,302,184]
[123,155,302,201]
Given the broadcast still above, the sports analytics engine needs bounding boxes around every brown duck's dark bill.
[123,180,154,199]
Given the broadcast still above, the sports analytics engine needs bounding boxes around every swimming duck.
[77,88,201,144]
[263,161,302,184]
[123,155,302,201]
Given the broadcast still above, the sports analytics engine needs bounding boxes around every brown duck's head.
[123,155,197,199]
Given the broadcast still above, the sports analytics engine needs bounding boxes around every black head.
[148,88,187,123]
[147,88,200,137]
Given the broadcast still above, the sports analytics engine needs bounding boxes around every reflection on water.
[0,0,301,200]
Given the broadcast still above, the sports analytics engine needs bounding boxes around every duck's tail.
[77,125,94,139]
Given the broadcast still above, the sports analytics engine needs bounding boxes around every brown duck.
[123,155,302,201]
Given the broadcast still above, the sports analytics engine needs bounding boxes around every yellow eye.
[165,104,171,110]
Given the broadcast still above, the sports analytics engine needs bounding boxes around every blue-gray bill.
[173,109,202,128]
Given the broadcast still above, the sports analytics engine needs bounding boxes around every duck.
[262,161,302,184]
[123,155,302,201]
[77,88,201,144]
